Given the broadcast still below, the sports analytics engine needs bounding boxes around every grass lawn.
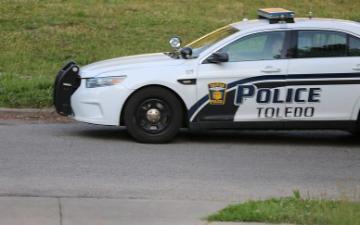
[0,0,359,108]
[207,192,360,225]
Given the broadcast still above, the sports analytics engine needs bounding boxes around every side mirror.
[206,52,229,63]
[169,36,182,49]
[180,47,192,59]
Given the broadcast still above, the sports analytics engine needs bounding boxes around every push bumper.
[54,61,133,125]
[53,61,81,116]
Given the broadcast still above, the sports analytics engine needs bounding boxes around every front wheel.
[123,87,183,143]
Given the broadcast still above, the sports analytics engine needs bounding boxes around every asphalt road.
[0,120,359,201]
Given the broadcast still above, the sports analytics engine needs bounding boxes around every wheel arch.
[351,96,360,121]
[119,84,189,127]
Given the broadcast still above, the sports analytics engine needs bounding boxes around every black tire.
[352,112,360,135]
[350,114,360,135]
[351,128,360,136]
[353,123,360,135]
[123,87,183,143]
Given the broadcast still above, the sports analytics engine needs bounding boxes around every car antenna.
[308,1,313,19]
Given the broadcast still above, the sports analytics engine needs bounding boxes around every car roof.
[230,18,360,35]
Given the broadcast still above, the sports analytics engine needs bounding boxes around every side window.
[219,31,286,62]
[297,31,347,58]
[349,35,360,56]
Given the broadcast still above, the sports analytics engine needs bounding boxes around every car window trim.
[200,30,293,64]
[348,34,360,57]
[291,29,360,59]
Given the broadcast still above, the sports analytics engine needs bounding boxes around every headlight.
[86,76,126,88]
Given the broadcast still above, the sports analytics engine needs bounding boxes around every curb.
[0,107,71,123]
[0,107,55,113]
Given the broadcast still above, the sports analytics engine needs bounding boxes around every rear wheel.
[353,122,360,135]
[352,128,360,136]
[352,112,360,135]
[123,87,183,143]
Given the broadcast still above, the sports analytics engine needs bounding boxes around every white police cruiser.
[54,8,360,143]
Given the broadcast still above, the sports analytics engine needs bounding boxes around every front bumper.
[71,80,132,126]
[54,61,81,116]
[54,61,133,125]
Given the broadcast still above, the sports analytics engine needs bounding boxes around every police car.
[54,8,360,143]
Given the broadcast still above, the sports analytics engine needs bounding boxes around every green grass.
[0,0,359,107]
[207,191,360,225]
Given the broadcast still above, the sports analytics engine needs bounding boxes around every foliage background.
[0,0,359,107]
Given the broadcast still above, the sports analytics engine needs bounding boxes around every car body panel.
[61,18,360,130]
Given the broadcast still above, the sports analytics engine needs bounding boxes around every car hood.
[79,53,183,78]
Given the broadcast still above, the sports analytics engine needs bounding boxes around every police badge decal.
[208,82,227,105]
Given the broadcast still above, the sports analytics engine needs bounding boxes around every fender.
[124,79,196,111]
[119,82,195,126]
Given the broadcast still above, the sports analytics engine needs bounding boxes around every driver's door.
[191,31,290,128]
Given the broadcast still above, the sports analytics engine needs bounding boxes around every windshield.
[186,25,239,58]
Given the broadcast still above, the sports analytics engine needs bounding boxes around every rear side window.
[297,31,347,58]
[349,36,360,56]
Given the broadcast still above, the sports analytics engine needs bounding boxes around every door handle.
[353,64,360,71]
[261,67,281,73]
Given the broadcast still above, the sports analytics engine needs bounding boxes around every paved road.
[0,120,359,201]
[1,120,359,225]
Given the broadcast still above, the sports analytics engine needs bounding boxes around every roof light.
[258,8,295,24]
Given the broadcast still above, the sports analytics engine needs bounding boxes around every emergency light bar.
[258,8,295,24]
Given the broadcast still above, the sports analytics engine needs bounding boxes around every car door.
[191,31,290,127]
[286,30,360,124]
